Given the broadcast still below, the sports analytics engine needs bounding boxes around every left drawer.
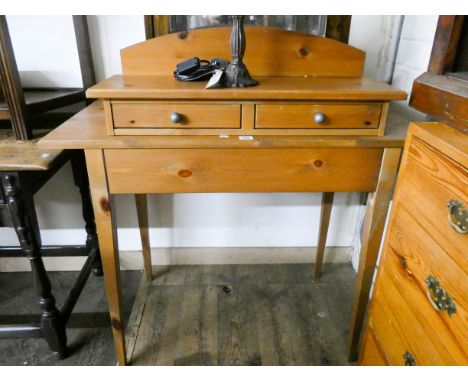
[110,101,242,130]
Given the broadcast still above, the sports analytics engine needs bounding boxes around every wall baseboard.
[0,246,352,272]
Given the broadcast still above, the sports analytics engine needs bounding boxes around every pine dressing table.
[39,27,407,365]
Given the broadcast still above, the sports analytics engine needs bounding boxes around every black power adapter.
[174,57,229,82]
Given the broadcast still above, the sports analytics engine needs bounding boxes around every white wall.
[391,15,438,120]
[6,16,83,88]
[0,16,438,268]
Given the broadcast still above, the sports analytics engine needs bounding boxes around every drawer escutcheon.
[447,199,467,234]
[403,351,416,366]
[425,275,457,317]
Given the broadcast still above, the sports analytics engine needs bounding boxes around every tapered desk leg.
[314,192,334,279]
[135,194,152,282]
[85,149,127,366]
[348,148,401,361]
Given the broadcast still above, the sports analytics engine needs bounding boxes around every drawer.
[359,328,389,366]
[111,102,241,129]
[368,253,467,365]
[104,148,383,194]
[255,103,382,129]
[398,137,468,270]
[384,201,468,359]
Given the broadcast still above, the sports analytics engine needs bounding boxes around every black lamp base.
[225,62,258,88]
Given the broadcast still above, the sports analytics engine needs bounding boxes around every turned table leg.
[85,149,127,365]
[348,148,401,361]
[314,192,334,279]
[1,173,68,358]
[135,194,152,282]
[71,150,103,276]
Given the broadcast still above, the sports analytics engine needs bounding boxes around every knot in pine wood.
[178,169,192,178]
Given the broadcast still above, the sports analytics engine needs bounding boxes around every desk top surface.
[39,101,413,150]
[87,75,407,101]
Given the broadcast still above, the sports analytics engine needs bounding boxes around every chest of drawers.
[359,122,468,366]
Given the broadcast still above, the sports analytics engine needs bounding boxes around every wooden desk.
[39,100,408,365]
[39,26,408,365]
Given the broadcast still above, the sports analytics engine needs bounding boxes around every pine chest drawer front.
[111,102,242,130]
[104,148,383,194]
[366,264,465,366]
[359,328,389,366]
[397,137,468,268]
[255,103,383,130]
[379,205,468,365]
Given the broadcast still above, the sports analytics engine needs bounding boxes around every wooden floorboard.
[0,263,355,365]
[127,263,355,366]
[0,270,141,366]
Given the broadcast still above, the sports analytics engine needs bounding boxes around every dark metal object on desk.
[225,16,258,88]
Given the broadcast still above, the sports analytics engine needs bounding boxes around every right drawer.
[255,103,382,129]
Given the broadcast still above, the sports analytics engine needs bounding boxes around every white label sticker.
[218,134,230,138]
[239,136,254,141]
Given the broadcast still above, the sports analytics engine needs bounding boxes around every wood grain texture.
[112,102,241,129]
[125,263,355,365]
[255,103,382,129]
[104,148,383,194]
[428,16,465,75]
[359,328,388,365]
[359,122,468,366]
[120,26,365,78]
[408,122,467,168]
[84,149,126,365]
[368,269,454,365]
[380,220,468,364]
[314,192,334,278]
[87,76,407,102]
[399,138,467,269]
[348,147,402,361]
[38,101,410,150]
[410,72,468,132]
[135,194,152,282]
[103,100,115,136]
[0,130,64,171]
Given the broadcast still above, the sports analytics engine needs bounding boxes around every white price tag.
[206,69,224,89]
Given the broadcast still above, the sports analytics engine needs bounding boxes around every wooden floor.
[127,263,355,366]
[0,263,355,366]
[0,270,140,366]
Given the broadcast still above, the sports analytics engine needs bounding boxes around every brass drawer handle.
[447,200,467,234]
[403,351,416,366]
[425,275,457,316]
